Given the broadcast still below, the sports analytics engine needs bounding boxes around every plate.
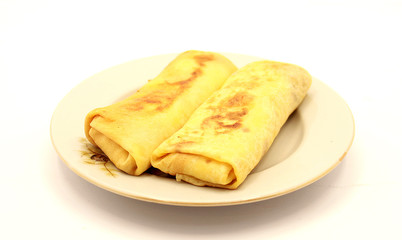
[50,52,355,206]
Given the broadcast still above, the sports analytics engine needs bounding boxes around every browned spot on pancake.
[173,140,195,152]
[217,121,242,129]
[123,55,213,113]
[225,108,248,118]
[124,104,143,111]
[175,140,195,146]
[223,92,254,108]
[242,127,250,132]
[202,92,254,134]
[194,54,214,66]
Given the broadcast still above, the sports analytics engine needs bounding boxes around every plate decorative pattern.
[79,138,119,177]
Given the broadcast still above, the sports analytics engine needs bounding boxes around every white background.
[1,0,402,239]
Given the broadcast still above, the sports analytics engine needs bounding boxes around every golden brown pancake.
[152,60,312,189]
[84,50,237,175]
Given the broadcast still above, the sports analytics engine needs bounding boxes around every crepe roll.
[85,50,237,175]
[151,60,312,189]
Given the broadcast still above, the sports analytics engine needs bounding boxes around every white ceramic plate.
[50,52,355,206]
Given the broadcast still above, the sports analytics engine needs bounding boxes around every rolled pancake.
[151,60,312,189]
[85,50,237,175]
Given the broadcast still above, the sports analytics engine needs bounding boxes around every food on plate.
[151,60,312,189]
[84,50,237,175]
